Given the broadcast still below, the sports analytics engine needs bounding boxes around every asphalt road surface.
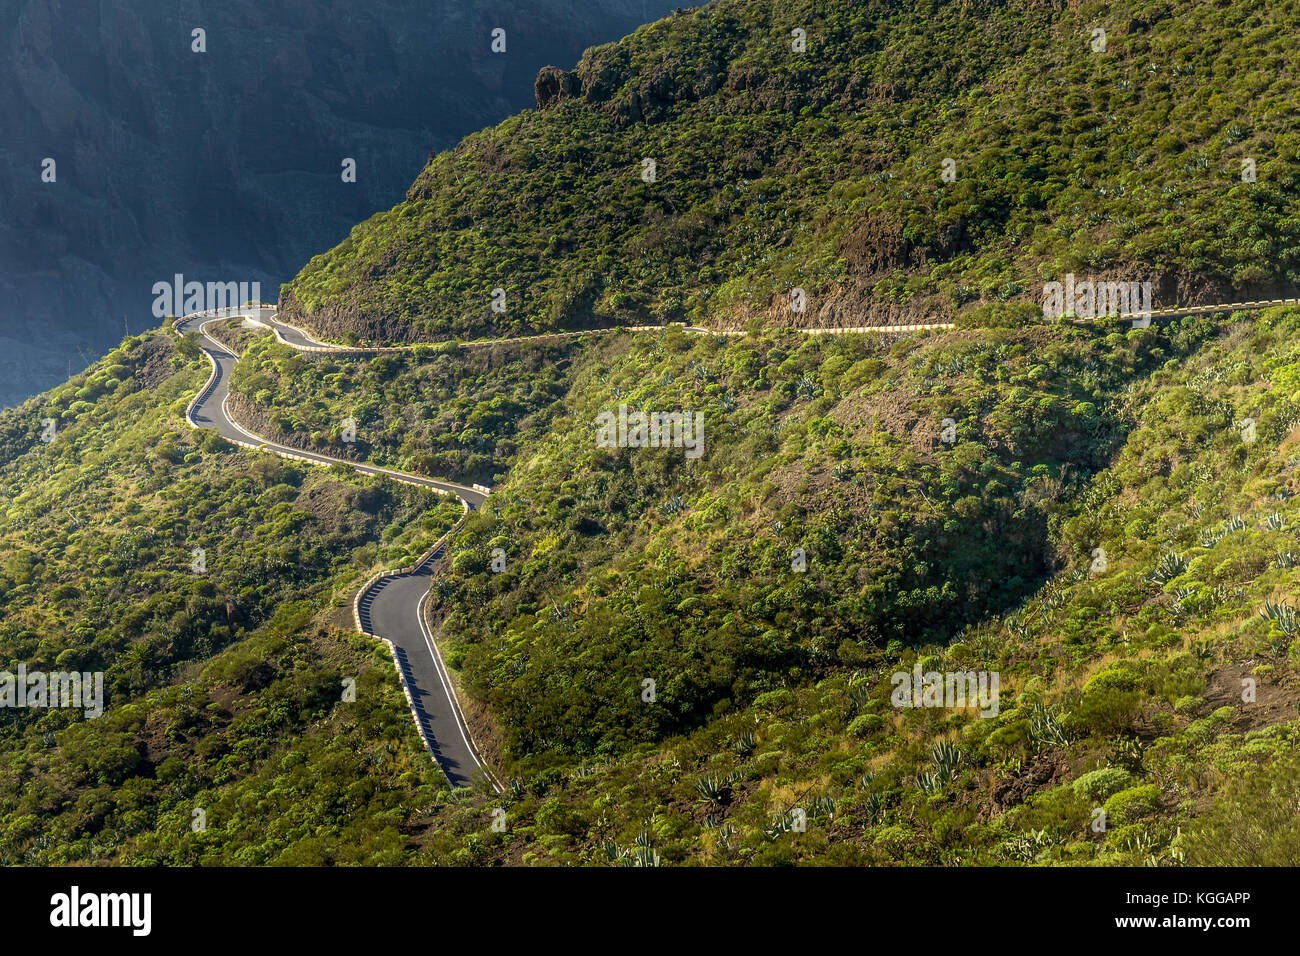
[177,308,494,790]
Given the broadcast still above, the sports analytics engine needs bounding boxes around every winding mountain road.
[175,294,1295,792]
[177,307,498,791]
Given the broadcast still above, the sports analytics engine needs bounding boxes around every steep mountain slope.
[0,331,470,864]
[280,0,1300,344]
[7,0,1300,868]
[376,309,1300,866]
[266,0,1300,865]
[8,296,1299,865]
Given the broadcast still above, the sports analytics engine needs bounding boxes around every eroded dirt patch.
[1201,662,1299,732]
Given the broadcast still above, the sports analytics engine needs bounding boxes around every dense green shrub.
[1103,786,1163,825]
[1072,768,1133,804]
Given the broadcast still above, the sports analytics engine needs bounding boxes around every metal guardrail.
[349,509,503,793]
[1143,297,1300,318]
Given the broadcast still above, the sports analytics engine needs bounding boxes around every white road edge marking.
[417,586,502,792]
[181,310,497,790]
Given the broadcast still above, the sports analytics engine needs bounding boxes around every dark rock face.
[0,0,677,408]
[534,66,582,109]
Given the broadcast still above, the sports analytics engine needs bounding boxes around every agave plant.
[862,791,886,823]
[916,771,944,796]
[1148,551,1188,585]
[658,494,686,516]
[716,823,735,850]
[695,775,727,805]
[620,846,661,867]
[972,629,1003,664]
[1171,585,1198,621]
[1029,704,1070,749]
[1265,511,1286,531]
[1118,829,1158,854]
[1259,598,1300,638]
[932,741,963,776]
[917,743,963,795]
[1002,828,1053,863]
[1041,587,1066,612]
[807,794,837,821]
[734,731,756,758]
[763,810,798,841]
[1274,550,1300,569]
[762,820,788,841]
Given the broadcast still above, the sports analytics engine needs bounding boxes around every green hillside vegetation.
[406,308,1300,865]
[8,0,1300,867]
[282,0,1300,345]
[0,332,466,864]
[222,303,1300,865]
[225,328,572,485]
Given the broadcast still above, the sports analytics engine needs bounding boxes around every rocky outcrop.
[534,66,582,109]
